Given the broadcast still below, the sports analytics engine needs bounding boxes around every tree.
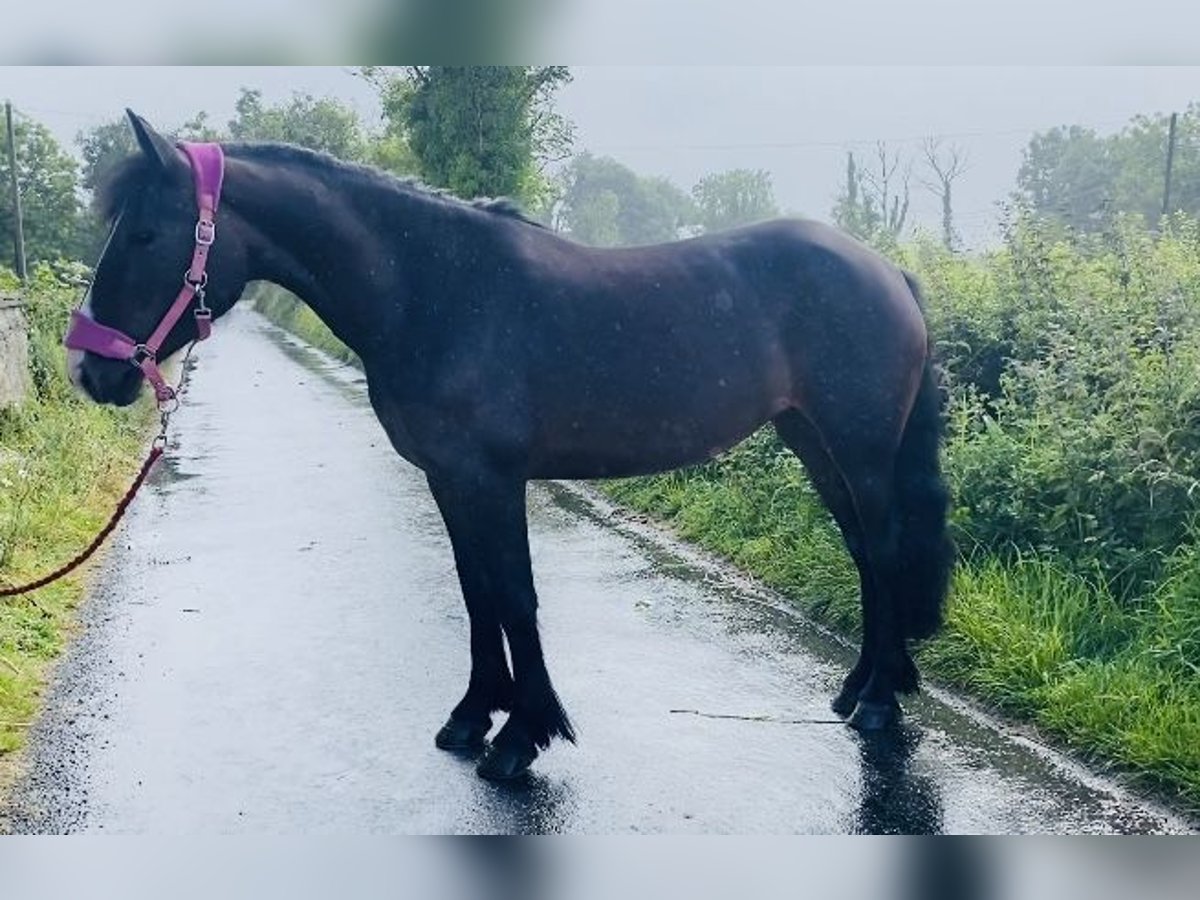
[920,138,968,250]
[832,151,880,240]
[377,66,573,205]
[831,144,910,247]
[691,168,778,233]
[228,88,366,160]
[178,111,224,142]
[862,142,911,241]
[642,175,698,238]
[1013,107,1200,231]
[77,119,138,195]
[1,114,85,264]
[557,153,694,246]
[565,187,620,246]
[1109,109,1200,222]
[1016,125,1117,232]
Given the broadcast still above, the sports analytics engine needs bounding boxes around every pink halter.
[65,142,225,404]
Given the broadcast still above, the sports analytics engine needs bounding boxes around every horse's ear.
[126,109,179,172]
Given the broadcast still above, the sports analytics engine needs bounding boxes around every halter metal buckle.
[130,343,156,367]
[195,219,216,245]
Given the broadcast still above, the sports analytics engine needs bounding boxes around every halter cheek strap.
[64,142,225,404]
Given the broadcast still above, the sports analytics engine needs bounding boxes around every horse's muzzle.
[72,351,145,407]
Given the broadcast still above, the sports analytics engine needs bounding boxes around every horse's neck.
[227,154,443,359]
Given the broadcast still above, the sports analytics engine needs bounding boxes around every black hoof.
[847,700,900,732]
[476,732,538,781]
[831,688,859,718]
[435,716,490,751]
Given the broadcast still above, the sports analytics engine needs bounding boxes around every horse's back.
[518,217,911,314]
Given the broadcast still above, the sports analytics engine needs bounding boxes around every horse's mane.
[95,141,547,229]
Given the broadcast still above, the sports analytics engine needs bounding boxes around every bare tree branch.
[920,137,969,250]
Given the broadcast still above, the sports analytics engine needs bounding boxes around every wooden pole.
[1162,111,1178,219]
[4,101,28,285]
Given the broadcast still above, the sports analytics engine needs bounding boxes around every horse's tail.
[893,272,955,640]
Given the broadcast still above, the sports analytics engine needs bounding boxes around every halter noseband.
[65,142,225,404]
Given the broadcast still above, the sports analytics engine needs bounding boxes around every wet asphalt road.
[4,310,1190,834]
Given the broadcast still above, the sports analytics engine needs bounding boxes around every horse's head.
[69,110,249,406]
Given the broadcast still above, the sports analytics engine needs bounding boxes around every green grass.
[0,265,155,797]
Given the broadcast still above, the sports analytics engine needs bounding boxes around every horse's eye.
[129,229,156,246]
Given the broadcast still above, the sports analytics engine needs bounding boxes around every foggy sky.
[4,66,1199,247]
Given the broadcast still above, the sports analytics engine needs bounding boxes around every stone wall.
[0,295,30,408]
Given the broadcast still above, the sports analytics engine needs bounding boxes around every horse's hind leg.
[785,405,917,730]
[828,439,911,731]
[428,468,574,780]
[773,410,880,717]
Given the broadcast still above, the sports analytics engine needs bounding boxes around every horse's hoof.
[831,688,859,718]
[434,716,490,751]
[847,700,900,732]
[476,735,538,781]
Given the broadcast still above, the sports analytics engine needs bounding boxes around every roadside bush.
[908,213,1200,598]
[13,262,91,404]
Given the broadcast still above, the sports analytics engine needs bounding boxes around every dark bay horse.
[69,112,953,780]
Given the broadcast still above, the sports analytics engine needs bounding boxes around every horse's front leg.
[428,473,515,751]
[428,467,575,780]
[431,521,513,752]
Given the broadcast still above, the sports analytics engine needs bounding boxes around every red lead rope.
[0,341,196,600]
[0,440,165,598]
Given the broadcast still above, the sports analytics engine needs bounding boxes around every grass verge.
[0,265,156,802]
[252,283,360,368]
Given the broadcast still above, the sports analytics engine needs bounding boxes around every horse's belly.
[528,399,785,480]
